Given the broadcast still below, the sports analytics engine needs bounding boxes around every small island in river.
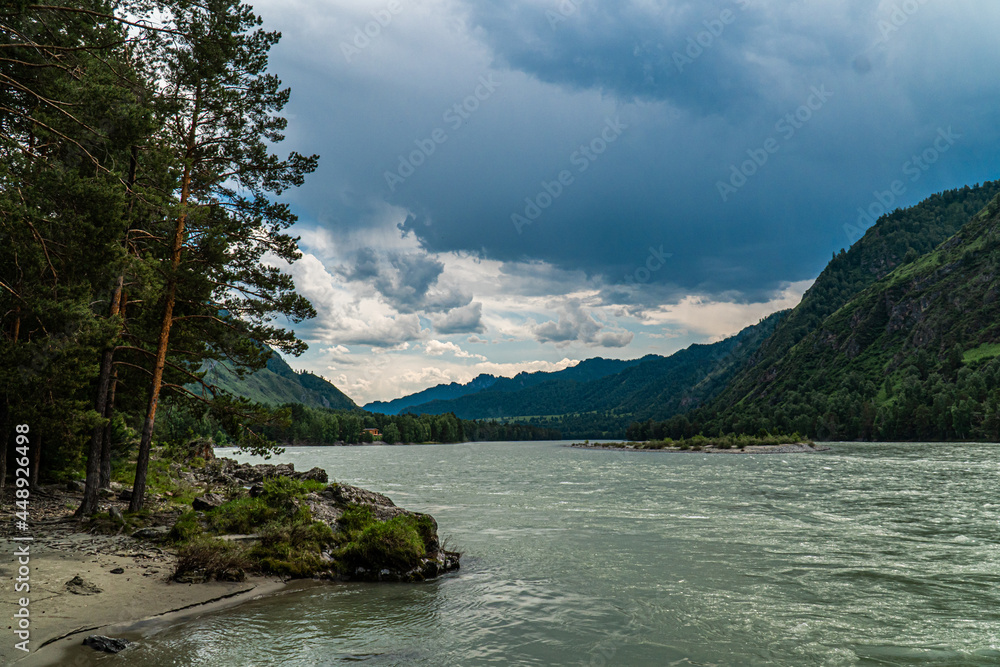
[571,433,830,454]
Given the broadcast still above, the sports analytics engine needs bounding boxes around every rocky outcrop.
[198,458,329,486]
[303,482,459,582]
[184,458,459,583]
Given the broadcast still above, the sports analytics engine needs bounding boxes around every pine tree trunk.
[99,147,139,490]
[99,359,121,489]
[78,275,125,515]
[0,397,8,493]
[130,94,198,513]
[129,213,187,512]
[30,432,40,488]
[99,289,126,489]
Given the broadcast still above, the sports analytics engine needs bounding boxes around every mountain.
[711,181,1000,411]
[364,356,655,415]
[365,374,499,415]
[198,351,357,411]
[370,315,783,438]
[647,184,1000,442]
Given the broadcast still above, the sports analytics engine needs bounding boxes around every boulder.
[118,488,133,502]
[297,466,329,483]
[83,635,132,654]
[108,506,124,523]
[66,480,86,493]
[192,493,225,511]
[304,493,344,527]
[98,487,116,500]
[321,483,409,521]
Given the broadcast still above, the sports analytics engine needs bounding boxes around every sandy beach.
[0,486,290,666]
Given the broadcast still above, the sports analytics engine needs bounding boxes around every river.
[117,441,1000,665]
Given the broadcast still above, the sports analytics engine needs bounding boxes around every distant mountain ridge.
[364,355,658,416]
[360,316,783,438]
[365,373,500,415]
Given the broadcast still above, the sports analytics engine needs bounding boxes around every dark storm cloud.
[262,0,1000,307]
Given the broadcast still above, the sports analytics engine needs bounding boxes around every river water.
[117,441,1000,666]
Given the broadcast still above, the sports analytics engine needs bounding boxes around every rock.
[132,526,170,540]
[108,506,124,523]
[110,567,124,574]
[296,467,328,483]
[248,484,264,498]
[321,483,410,521]
[118,488,133,502]
[83,635,132,654]
[66,480,86,493]
[192,493,225,511]
[304,493,344,527]
[66,576,102,595]
[98,487,116,499]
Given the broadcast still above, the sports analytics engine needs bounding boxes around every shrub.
[338,516,426,571]
[175,539,251,582]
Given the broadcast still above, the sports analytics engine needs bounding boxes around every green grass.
[111,449,202,506]
[963,343,1000,364]
[333,506,434,572]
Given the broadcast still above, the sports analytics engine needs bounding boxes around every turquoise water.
[103,442,1000,665]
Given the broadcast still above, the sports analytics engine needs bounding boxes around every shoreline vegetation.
[2,445,458,663]
[570,433,830,454]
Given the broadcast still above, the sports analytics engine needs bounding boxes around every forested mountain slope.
[197,352,357,411]
[365,356,653,415]
[644,192,1000,441]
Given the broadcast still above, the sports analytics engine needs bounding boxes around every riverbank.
[2,454,459,664]
[0,483,289,665]
[570,442,831,454]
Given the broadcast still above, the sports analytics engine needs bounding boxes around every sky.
[250,0,1000,404]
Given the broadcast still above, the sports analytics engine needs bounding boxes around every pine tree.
[127,0,317,511]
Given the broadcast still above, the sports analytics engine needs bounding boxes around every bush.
[339,515,427,571]
[175,539,251,582]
